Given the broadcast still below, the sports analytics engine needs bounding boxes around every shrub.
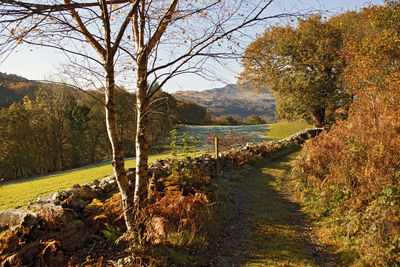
[161,157,212,195]
[292,93,400,265]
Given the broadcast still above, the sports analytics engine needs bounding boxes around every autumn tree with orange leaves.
[239,15,350,127]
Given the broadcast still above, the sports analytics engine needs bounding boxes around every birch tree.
[0,0,290,231]
[0,0,139,231]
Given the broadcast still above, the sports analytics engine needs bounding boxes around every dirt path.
[210,150,338,266]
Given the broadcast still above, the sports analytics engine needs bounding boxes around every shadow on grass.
[211,148,339,266]
[1,159,115,186]
[1,154,167,187]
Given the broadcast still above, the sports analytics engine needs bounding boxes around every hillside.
[0,72,85,109]
[0,72,39,108]
[0,73,213,182]
[173,84,276,120]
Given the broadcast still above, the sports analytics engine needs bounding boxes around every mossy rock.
[84,198,104,215]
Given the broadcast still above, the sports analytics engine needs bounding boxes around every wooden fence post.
[215,137,220,176]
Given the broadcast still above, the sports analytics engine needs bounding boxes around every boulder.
[244,142,254,150]
[32,204,78,225]
[37,196,53,205]
[102,174,116,183]
[99,178,117,193]
[90,185,104,196]
[89,184,104,196]
[0,209,38,229]
[90,179,100,186]
[60,195,87,210]
[60,219,87,252]
[71,184,81,189]
[148,164,168,179]
[161,159,173,170]
[48,193,58,202]
[81,182,91,188]
[54,190,76,203]
[70,186,98,201]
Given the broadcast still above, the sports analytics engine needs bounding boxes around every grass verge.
[209,145,335,266]
[245,151,318,266]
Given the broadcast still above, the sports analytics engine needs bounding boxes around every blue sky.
[0,0,384,93]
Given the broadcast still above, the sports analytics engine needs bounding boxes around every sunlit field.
[176,121,312,150]
[177,124,270,151]
[0,155,169,210]
[266,121,312,140]
[0,121,310,210]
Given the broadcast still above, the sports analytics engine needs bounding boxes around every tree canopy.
[239,15,350,127]
[245,114,265,125]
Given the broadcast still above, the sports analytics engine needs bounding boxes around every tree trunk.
[312,107,325,128]
[104,62,135,231]
[134,55,149,210]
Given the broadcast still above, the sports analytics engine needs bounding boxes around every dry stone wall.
[0,128,323,231]
[0,128,323,266]
[0,128,323,232]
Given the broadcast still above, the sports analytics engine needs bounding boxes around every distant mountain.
[173,84,276,120]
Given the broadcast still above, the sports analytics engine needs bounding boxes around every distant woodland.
[173,84,276,122]
[0,73,211,181]
[202,98,275,122]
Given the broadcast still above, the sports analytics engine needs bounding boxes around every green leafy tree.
[175,102,211,125]
[239,15,350,127]
[245,114,266,125]
[0,99,36,180]
[292,3,400,264]
[224,116,241,125]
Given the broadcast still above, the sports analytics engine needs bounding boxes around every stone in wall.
[278,128,324,144]
[0,209,38,229]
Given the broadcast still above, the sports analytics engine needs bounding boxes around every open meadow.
[266,121,311,140]
[0,121,310,210]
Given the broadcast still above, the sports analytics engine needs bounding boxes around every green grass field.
[266,121,312,140]
[0,154,173,210]
[0,121,310,210]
